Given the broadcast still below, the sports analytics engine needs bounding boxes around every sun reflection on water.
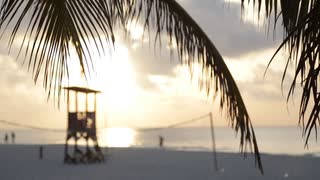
[99,128,136,147]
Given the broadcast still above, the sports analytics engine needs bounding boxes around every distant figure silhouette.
[159,135,164,147]
[4,133,8,144]
[39,146,43,160]
[11,132,15,144]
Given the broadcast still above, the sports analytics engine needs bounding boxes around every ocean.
[0,126,319,155]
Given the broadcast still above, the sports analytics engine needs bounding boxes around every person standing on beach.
[4,133,8,144]
[159,135,164,148]
[11,132,15,144]
[39,146,43,160]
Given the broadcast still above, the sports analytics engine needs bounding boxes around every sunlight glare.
[101,127,136,147]
[64,39,138,109]
[92,43,138,109]
[62,38,139,130]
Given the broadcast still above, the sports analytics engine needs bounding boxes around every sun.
[63,37,139,121]
[91,42,138,108]
[80,23,144,102]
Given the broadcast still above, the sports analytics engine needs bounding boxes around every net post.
[209,112,218,172]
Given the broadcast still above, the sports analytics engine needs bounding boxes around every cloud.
[119,1,272,92]
[120,0,285,91]
[222,46,295,102]
[0,53,67,128]
[179,0,283,58]
[239,66,285,101]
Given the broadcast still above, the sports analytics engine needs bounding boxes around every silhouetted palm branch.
[0,0,116,99]
[242,0,320,146]
[0,0,262,172]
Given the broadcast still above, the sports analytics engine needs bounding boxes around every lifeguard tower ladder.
[64,86,104,164]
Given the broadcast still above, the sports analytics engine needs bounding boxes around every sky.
[0,0,303,130]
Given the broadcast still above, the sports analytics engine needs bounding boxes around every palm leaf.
[242,0,320,146]
[0,0,115,101]
[0,0,262,172]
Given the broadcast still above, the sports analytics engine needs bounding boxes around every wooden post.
[75,91,78,148]
[64,89,70,163]
[94,93,97,130]
[86,93,88,113]
[75,92,78,112]
[86,93,89,149]
[209,112,218,172]
[67,89,70,112]
[94,93,97,112]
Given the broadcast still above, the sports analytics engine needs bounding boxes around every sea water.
[0,126,319,155]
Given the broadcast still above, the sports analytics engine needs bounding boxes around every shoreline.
[2,143,319,157]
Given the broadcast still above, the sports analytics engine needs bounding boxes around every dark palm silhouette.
[241,0,320,147]
[0,0,262,171]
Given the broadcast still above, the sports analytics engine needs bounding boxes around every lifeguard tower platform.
[64,86,104,164]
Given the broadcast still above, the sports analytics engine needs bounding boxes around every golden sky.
[0,0,302,130]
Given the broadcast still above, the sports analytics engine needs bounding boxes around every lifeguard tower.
[64,86,104,164]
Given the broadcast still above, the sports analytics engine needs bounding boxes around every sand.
[0,144,319,180]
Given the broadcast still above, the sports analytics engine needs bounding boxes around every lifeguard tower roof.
[63,86,101,93]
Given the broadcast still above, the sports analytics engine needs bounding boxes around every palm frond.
[0,0,115,102]
[242,0,320,146]
[0,0,262,172]
[108,0,263,172]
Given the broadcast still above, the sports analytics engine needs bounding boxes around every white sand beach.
[0,144,319,180]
